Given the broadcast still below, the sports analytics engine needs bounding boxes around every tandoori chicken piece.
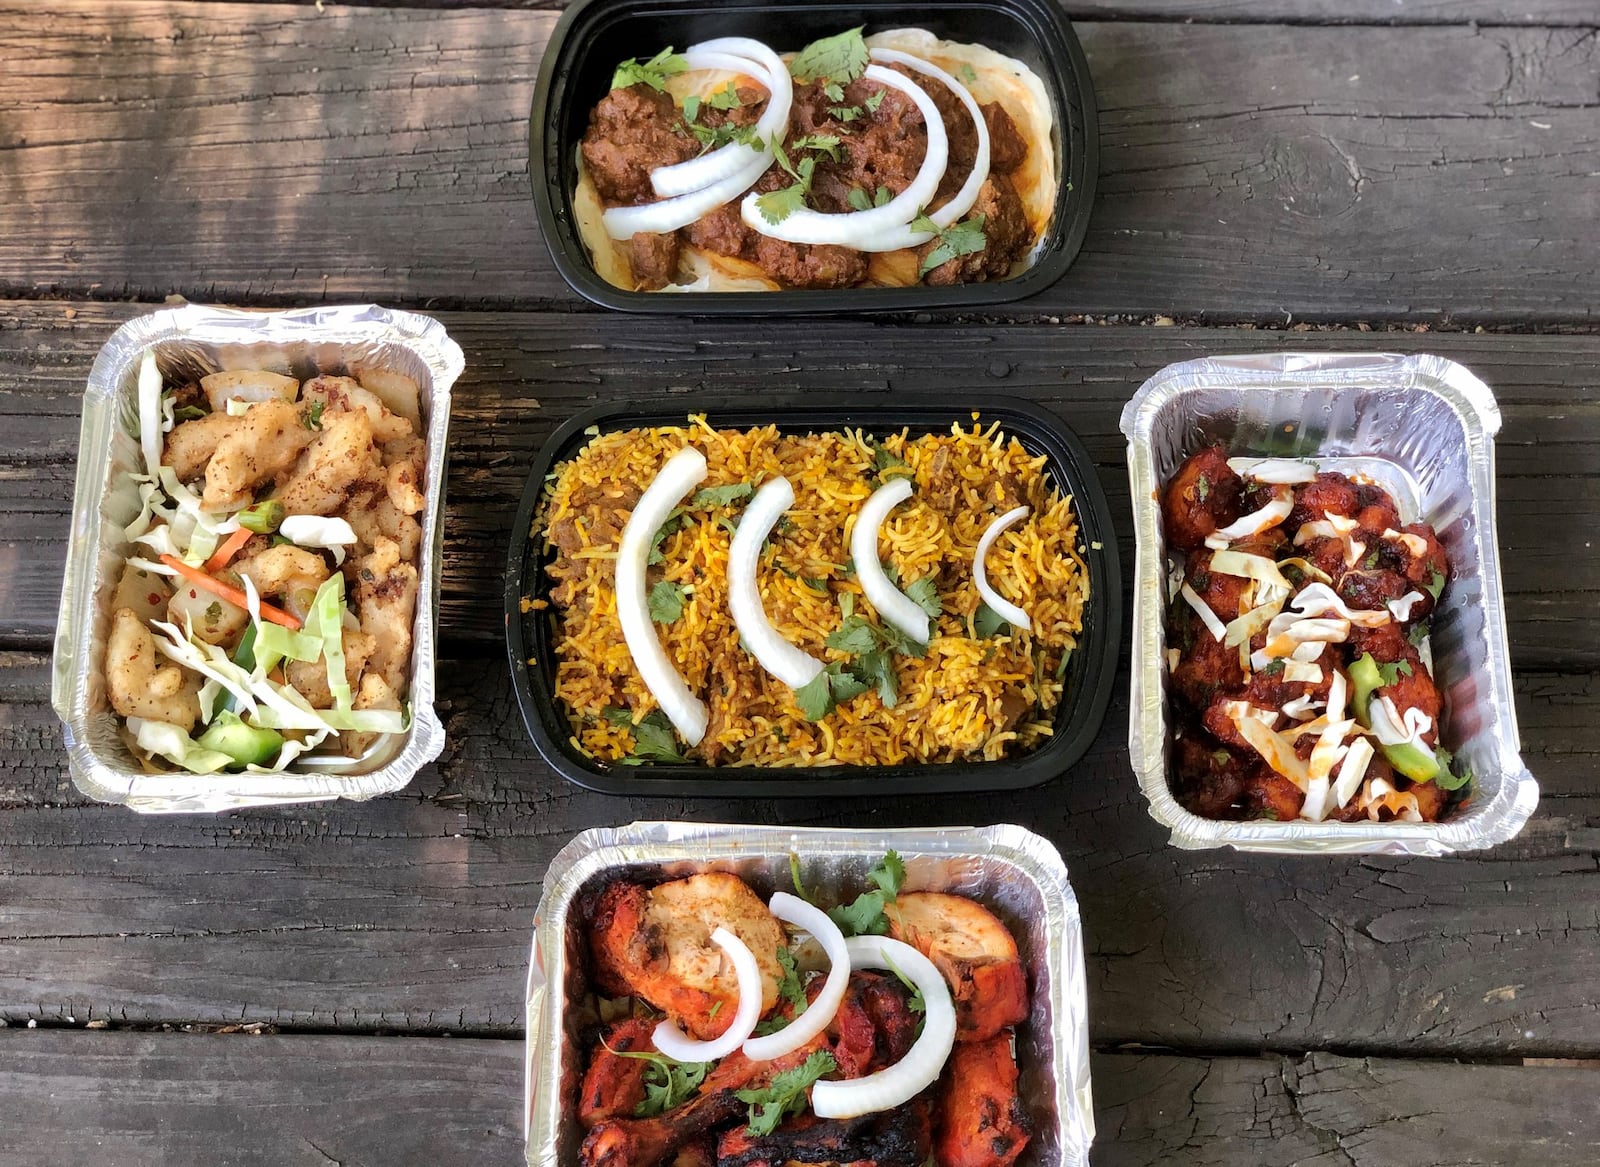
[885,892,1028,1043]
[580,1018,658,1128]
[934,1033,1031,1167]
[827,971,921,1080]
[589,874,785,1041]
[715,1103,932,1167]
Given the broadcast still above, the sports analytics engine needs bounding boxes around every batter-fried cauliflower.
[275,410,382,516]
[353,537,418,693]
[200,398,319,512]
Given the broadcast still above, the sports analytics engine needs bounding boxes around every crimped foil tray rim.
[1119,351,1539,855]
[524,821,1094,1165]
[51,303,463,813]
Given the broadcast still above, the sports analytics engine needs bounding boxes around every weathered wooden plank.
[2,1030,1597,1167]
[1,650,1597,1057]
[1092,1050,1600,1166]
[3,6,1598,321]
[3,301,1596,667]
[0,1030,522,1167]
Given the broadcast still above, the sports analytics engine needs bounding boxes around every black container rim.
[528,0,1100,315]
[503,394,1121,798]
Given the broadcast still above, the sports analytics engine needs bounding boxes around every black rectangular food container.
[504,394,1120,797]
[529,0,1099,313]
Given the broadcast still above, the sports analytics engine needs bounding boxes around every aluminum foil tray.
[51,304,463,813]
[525,821,1094,1165]
[1120,352,1540,855]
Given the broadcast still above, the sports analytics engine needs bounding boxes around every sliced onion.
[853,48,990,251]
[616,447,710,745]
[651,926,764,1061]
[740,64,948,248]
[1333,736,1375,809]
[1269,583,1390,633]
[973,505,1031,633]
[728,478,825,690]
[742,892,850,1062]
[1370,695,1432,748]
[605,149,772,239]
[851,478,930,645]
[810,935,956,1119]
[1180,582,1227,643]
[1208,549,1291,594]
[651,40,794,198]
[1227,457,1317,485]
[138,350,164,479]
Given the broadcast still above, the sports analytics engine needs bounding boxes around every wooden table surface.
[2,2,1598,1164]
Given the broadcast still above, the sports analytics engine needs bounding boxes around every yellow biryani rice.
[531,415,1088,766]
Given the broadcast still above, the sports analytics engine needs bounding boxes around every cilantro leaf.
[828,889,891,937]
[827,664,870,705]
[854,647,898,708]
[822,80,845,103]
[905,574,942,619]
[612,46,688,92]
[825,615,879,656]
[1425,568,1447,601]
[870,441,912,480]
[1407,620,1431,647]
[648,510,684,565]
[848,186,873,211]
[605,708,687,764]
[736,1050,837,1137]
[794,670,834,721]
[867,849,905,897]
[648,579,687,623]
[754,154,816,225]
[705,82,743,111]
[915,212,989,278]
[775,946,808,1014]
[691,482,754,508]
[788,28,868,85]
[974,601,1010,639]
[874,618,927,659]
[689,121,760,153]
[172,404,208,422]
[1375,659,1414,687]
[864,90,886,114]
[634,1055,707,1117]
[1433,744,1473,792]
[790,133,843,162]
[302,400,325,431]
[682,94,701,123]
[831,104,863,123]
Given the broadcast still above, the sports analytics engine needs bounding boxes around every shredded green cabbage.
[127,716,234,775]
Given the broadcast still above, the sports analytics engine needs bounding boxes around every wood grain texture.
[3,6,1598,321]
[3,1031,1598,1167]
[0,1030,522,1167]
[2,650,1597,1056]
[3,301,1596,667]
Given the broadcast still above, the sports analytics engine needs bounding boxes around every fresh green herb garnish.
[789,133,843,162]
[973,601,1010,639]
[789,852,815,904]
[600,1044,707,1118]
[754,138,817,225]
[826,850,904,937]
[236,498,285,535]
[1425,568,1447,601]
[172,404,208,423]
[905,574,942,619]
[1407,621,1431,647]
[822,80,845,103]
[795,661,872,721]
[788,27,868,85]
[683,82,743,124]
[737,1050,837,1136]
[959,63,978,83]
[847,184,893,211]
[689,120,760,152]
[649,510,685,565]
[1375,659,1414,687]
[1432,744,1473,792]
[1363,549,1381,570]
[302,400,325,431]
[1262,658,1287,677]
[691,482,754,509]
[707,999,723,1020]
[648,579,687,623]
[912,210,988,278]
[853,647,899,708]
[204,600,223,624]
[604,708,688,764]
[775,946,808,1014]
[613,46,688,92]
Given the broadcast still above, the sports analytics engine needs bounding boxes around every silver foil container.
[51,304,463,813]
[525,821,1094,1165]
[1120,352,1540,855]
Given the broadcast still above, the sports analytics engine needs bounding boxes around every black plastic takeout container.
[505,395,1120,797]
[529,0,1099,313]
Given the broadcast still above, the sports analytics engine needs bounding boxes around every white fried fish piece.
[163,412,235,482]
[286,630,377,709]
[351,365,423,433]
[233,545,330,618]
[301,376,413,444]
[105,608,201,732]
[342,671,401,758]
[200,398,319,512]
[352,537,418,695]
[381,433,427,516]
[200,370,300,414]
[346,489,422,563]
[274,410,382,516]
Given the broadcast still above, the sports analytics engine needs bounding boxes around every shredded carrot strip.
[159,554,301,630]
[202,527,254,575]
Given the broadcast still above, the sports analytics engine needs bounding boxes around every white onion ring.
[604,150,772,240]
[742,892,850,1062]
[810,935,956,1119]
[855,48,991,252]
[973,505,1031,633]
[1226,457,1317,485]
[651,926,764,1062]
[615,446,710,745]
[851,478,930,645]
[137,350,163,478]
[739,64,948,248]
[650,40,794,198]
[728,477,825,690]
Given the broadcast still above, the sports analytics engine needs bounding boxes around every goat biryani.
[530,416,1089,767]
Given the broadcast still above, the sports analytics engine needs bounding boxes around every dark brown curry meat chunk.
[629,232,681,290]
[750,234,869,289]
[790,78,928,214]
[921,174,1030,286]
[580,84,696,204]
[983,101,1028,173]
[682,202,751,259]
